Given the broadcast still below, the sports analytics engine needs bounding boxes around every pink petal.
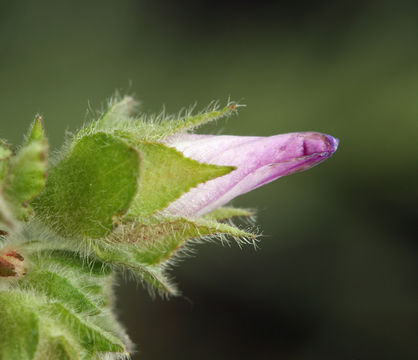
[162,132,339,217]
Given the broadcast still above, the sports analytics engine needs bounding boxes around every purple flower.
[163,132,339,217]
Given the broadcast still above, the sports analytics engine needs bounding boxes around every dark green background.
[1,1,417,359]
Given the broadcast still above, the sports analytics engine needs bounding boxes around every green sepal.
[77,97,238,143]
[33,133,140,238]
[20,246,131,357]
[71,99,236,218]
[3,117,48,221]
[124,142,235,217]
[163,102,238,135]
[38,249,112,277]
[27,115,46,142]
[75,96,137,141]
[89,238,179,297]
[137,264,179,298]
[21,270,101,315]
[0,291,40,360]
[110,216,257,266]
[87,216,256,296]
[204,206,255,221]
[41,302,125,354]
[30,249,114,309]
[95,96,137,130]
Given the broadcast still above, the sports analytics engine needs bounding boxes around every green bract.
[126,143,234,217]
[0,97,256,360]
[33,132,140,238]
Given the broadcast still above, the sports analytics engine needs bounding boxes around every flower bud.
[163,132,339,217]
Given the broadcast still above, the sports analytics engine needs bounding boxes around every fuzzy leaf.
[90,239,179,297]
[75,100,238,145]
[204,207,255,221]
[125,142,234,217]
[4,117,48,220]
[163,103,238,135]
[111,217,256,266]
[22,270,101,314]
[12,247,130,358]
[88,216,255,297]
[39,249,112,277]
[42,302,125,354]
[75,96,137,142]
[33,133,140,238]
[34,250,113,308]
[95,96,137,129]
[137,265,180,297]
[27,115,45,142]
[0,291,40,360]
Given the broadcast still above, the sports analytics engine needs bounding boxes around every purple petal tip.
[302,132,339,157]
[326,134,339,153]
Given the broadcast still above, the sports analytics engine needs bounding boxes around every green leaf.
[90,239,179,297]
[22,270,101,314]
[27,115,46,142]
[4,117,48,220]
[204,207,255,221]
[32,250,113,309]
[137,265,179,298]
[42,302,125,354]
[75,100,239,144]
[36,250,113,308]
[95,96,137,130]
[125,142,234,217]
[111,217,257,266]
[163,102,238,135]
[33,133,140,238]
[2,245,130,359]
[75,96,137,141]
[88,216,256,296]
[39,249,112,276]
[135,102,238,141]
[0,291,40,360]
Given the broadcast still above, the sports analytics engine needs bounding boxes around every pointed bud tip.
[301,132,339,159]
[28,115,45,142]
[325,134,339,153]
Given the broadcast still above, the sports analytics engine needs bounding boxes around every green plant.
[0,96,338,359]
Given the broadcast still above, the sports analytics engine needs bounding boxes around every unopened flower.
[163,132,339,217]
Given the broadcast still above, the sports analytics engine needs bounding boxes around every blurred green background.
[1,1,417,359]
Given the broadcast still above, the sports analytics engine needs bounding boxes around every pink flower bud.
[163,132,339,217]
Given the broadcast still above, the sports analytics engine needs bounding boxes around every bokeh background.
[1,1,417,359]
